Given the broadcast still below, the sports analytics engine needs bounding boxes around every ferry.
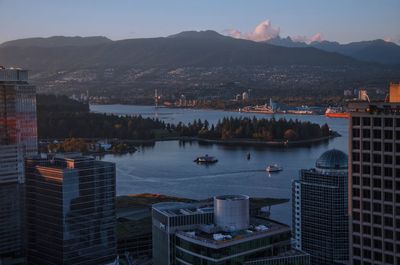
[325,107,349,119]
[266,164,283,172]
[194,154,218,164]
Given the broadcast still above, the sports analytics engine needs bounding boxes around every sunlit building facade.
[25,154,117,265]
[0,67,37,264]
[348,85,400,265]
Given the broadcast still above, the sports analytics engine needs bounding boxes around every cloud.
[224,20,280,42]
[384,36,400,45]
[291,33,324,44]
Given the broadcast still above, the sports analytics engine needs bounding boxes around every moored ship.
[325,107,349,119]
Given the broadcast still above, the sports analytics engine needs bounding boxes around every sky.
[0,0,399,44]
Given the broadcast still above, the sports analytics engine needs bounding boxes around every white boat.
[194,154,218,164]
[266,164,283,172]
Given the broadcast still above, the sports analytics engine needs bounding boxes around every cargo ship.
[325,107,349,119]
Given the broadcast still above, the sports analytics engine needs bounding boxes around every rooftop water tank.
[214,195,249,232]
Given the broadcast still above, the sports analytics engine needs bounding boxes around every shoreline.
[41,134,338,152]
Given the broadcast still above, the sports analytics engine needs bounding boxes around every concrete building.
[25,154,117,265]
[348,84,400,265]
[292,149,349,265]
[152,195,310,265]
[0,67,37,264]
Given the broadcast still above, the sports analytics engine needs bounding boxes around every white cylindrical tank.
[214,195,249,232]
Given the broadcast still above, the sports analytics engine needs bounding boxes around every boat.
[194,154,218,164]
[325,107,349,119]
[266,164,283,172]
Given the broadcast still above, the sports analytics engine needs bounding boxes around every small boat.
[194,154,218,164]
[266,164,283,172]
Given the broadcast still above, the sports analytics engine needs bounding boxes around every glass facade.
[293,150,349,265]
[0,68,37,263]
[25,155,117,265]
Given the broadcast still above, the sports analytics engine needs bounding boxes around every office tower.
[348,84,400,265]
[25,154,117,265]
[152,195,310,265]
[0,67,37,264]
[292,149,349,265]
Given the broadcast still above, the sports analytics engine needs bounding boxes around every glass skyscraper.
[25,154,117,265]
[0,67,37,264]
[292,149,349,265]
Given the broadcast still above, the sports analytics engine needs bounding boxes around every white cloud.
[224,20,280,42]
[291,33,323,44]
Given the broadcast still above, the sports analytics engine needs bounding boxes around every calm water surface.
[91,105,349,224]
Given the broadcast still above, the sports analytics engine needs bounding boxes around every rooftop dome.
[315,149,348,170]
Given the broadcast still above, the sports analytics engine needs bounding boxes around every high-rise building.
[25,154,117,265]
[348,84,400,265]
[152,195,310,265]
[292,149,349,265]
[0,67,37,264]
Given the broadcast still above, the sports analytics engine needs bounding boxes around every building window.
[373,227,382,237]
[353,165,360,174]
[353,152,360,161]
[385,255,394,264]
[363,236,371,247]
[373,191,381,200]
[363,129,371,138]
[374,252,382,261]
[384,143,393,152]
[373,142,381,151]
[373,154,381,163]
[373,203,381,212]
[362,141,370,150]
[384,118,393,127]
[363,117,371,126]
[373,215,382,225]
[373,178,381,187]
[353,235,361,244]
[363,201,371,211]
[353,199,360,209]
[362,177,371,186]
[362,153,370,162]
[396,131,400,140]
[374,239,382,249]
[373,118,382,127]
[363,189,371,199]
[396,118,400,127]
[384,204,393,214]
[362,165,371,174]
[373,129,381,139]
[363,213,371,222]
[352,117,360,126]
[384,167,393,177]
[384,192,393,202]
[353,129,360,138]
[353,188,360,197]
[384,130,393,140]
[384,180,392,189]
[353,140,361,149]
[384,155,393,164]
[384,217,393,227]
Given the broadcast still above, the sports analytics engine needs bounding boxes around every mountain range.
[0,31,383,73]
[266,36,400,64]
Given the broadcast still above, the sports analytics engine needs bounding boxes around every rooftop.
[176,217,289,248]
[152,202,213,217]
